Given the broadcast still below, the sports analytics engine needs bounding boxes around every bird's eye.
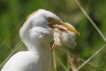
[48,17,53,23]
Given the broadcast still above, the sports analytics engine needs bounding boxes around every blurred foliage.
[0,0,106,71]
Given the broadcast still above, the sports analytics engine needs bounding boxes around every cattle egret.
[1,9,80,71]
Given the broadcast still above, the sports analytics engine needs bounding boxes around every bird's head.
[20,9,80,49]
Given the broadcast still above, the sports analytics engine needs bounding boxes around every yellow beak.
[50,18,80,36]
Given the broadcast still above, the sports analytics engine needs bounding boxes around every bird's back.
[1,51,43,71]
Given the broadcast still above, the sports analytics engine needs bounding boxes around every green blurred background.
[0,0,106,71]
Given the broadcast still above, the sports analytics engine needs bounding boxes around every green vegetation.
[0,0,106,71]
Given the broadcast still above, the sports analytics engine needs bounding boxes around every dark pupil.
[49,18,52,22]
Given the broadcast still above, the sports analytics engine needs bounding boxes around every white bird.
[51,22,80,67]
[1,9,80,71]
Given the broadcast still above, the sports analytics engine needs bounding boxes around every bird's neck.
[28,41,52,70]
[27,41,51,54]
